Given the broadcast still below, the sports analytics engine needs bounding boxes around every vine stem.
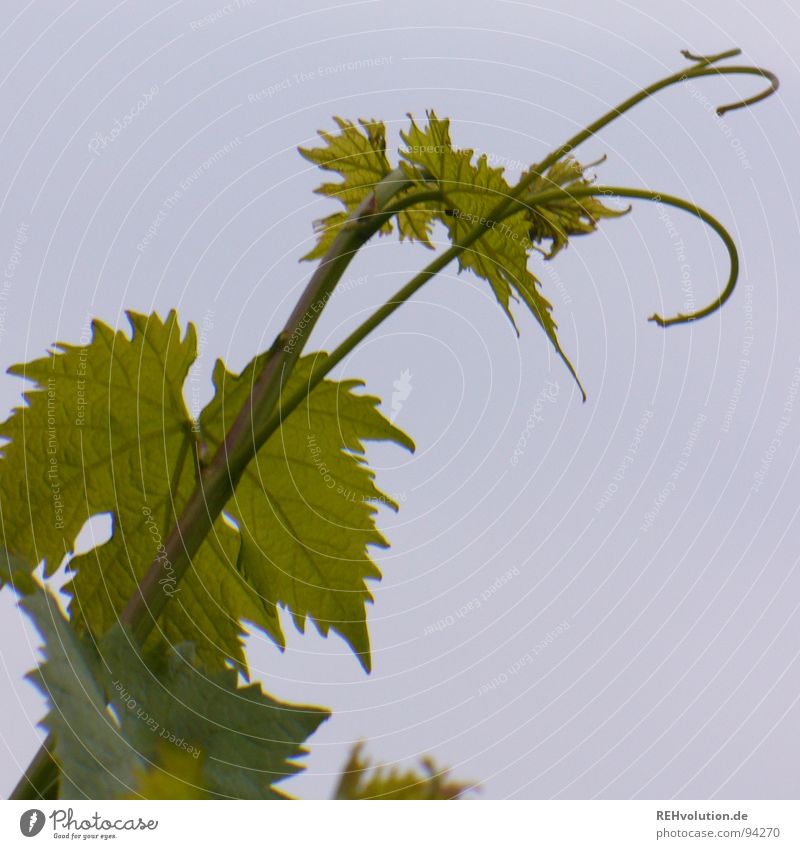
[10,47,774,800]
[111,47,775,636]
[9,169,415,800]
[119,171,419,637]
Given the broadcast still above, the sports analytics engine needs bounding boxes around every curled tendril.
[579,153,608,171]
[533,48,780,176]
[512,184,738,327]
[680,46,780,115]
[510,48,777,329]
[712,69,779,116]
[681,48,742,64]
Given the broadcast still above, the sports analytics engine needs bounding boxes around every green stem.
[117,46,774,635]
[120,170,415,638]
[9,169,418,801]
[116,182,446,636]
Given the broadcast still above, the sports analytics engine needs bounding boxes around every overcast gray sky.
[1,0,799,800]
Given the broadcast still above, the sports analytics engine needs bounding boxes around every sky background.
[0,0,799,800]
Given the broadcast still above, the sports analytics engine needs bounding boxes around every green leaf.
[523,155,629,259]
[199,352,415,673]
[126,744,208,800]
[101,629,328,799]
[69,510,277,676]
[395,184,439,248]
[334,743,475,799]
[0,312,408,675]
[300,113,629,396]
[0,310,195,582]
[299,118,392,259]
[0,547,38,595]
[299,117,438,257]
[400,112,529,322]
[18,579,328,799]
[20,588,141,799]
[0,311,276,673]
[400,112,587,397]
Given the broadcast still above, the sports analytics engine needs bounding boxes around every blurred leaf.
[127,744,208,800]
[101,629,328,799]
[334,743,475,800]
[21,588,140,799]
[18,581,327,799]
